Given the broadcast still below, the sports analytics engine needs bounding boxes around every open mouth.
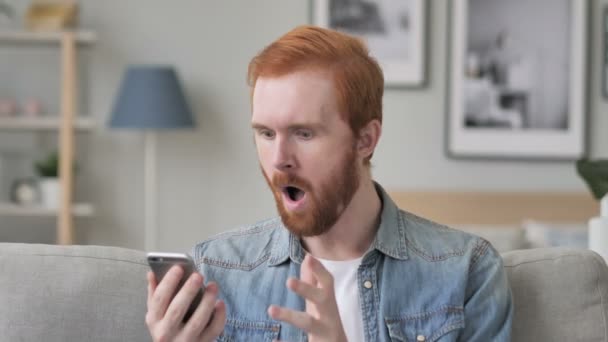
[283,186,306,202]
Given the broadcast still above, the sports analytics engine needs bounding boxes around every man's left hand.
[268,254,347,342]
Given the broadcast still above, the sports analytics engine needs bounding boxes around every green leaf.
[34,151,59,178]
[576,159,608,200]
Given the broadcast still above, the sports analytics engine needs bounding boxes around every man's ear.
[356,119,382,160]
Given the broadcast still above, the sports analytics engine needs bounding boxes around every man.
[146,25,513,342]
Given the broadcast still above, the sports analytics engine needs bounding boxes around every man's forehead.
[251,72,338,126]
[252,104,333,129]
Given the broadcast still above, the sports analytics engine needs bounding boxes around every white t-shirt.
[317,256,365,342]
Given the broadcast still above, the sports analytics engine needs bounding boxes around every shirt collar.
[371,182,408,260]
[268,182,408,267]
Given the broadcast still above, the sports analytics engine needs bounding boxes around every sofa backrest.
[503,247,608,342]
[2,243,607,341]
[0,243,149,341]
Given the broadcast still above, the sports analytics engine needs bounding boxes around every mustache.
[271,172,311,191]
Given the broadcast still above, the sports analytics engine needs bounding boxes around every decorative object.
[588,196,608,261]
[22,98,43,116]
[602,5,608,99]
[577,159,608,261]
[311,0,427,87]
[109,65,195,251]
[10,178,39,205]
[577,159,608,201]
[0,98,17,116]
[446,0,587,160]
[25,0,78,31]
[35,150,60,209]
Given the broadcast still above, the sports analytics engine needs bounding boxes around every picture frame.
[311,0,427,87]
[446,0,588,160]
[603,5,608,100]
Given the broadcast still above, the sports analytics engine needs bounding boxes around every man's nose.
[273,137,296,171]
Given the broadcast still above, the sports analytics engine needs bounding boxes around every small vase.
[39,177,60,209]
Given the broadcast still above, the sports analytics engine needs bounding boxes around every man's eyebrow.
[287,123,324,131]
[251,122,325,131]
[251,123,269,130]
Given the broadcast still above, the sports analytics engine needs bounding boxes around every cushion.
[522,220,588,249]
[503,248,608,342]
[0,243,149,341]
[454,224,528,252]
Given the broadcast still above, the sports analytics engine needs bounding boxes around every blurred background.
[0,0,606,253]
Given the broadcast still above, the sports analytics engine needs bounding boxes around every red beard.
[262,147,360,237]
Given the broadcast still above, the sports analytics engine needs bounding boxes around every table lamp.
[109,65,195,251]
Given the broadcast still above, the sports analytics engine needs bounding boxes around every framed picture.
[603,5,608,99]
[446,0,588,160]
[311,0,427,87]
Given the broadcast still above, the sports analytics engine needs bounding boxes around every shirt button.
[363,280,373,289]
[417,335,426,342]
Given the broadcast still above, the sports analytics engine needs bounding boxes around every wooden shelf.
[0,202,94,217]
[0,28,96,244]
[0,116,95,131]
[0,30,96,44]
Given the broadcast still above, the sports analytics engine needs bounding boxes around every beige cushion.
[0,243,149,341]
[503,248,608,342]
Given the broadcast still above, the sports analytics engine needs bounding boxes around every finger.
[301,254,318,287]
[286,277,324,304]
[306,255,334,289]
[148,265,184,321]
[163,272,204,327]
[200,300,227,342]
[147,271,157,305]
[267,305,321,335]
[182,281,219,338]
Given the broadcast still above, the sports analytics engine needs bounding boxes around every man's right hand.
[146,266,226,342]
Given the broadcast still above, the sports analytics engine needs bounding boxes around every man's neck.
[301,179,381,261]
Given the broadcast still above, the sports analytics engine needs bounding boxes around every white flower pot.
[39,178,60,209]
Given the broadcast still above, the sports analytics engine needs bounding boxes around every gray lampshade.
[109,66,195,129]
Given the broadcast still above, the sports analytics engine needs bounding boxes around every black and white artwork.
[313,0,426,86]
[447,0,587,159]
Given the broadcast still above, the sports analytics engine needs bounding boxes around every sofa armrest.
[503,248,608,342]
[0,243,149,341]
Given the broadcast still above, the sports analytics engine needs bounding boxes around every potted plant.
[577,159,608,201]
[577,159,608,259]
[34,151,60,209]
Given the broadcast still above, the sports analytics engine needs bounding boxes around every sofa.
[1,243,607,341]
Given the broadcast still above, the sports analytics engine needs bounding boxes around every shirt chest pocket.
[217,318,280,342]
[384,305,464,342]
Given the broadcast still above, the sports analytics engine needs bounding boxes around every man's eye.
[296,130,313,139]
[260,130,275,139]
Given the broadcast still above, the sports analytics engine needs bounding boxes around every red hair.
[247,25,384,160]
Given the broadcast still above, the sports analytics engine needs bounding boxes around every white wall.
[1,0,607,252]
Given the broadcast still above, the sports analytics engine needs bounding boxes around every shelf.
[0,116,95,131]
[0,202,94,217]
[0,30,96,44]
[1,27,96,244]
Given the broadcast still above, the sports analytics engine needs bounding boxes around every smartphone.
[147,252,204,322]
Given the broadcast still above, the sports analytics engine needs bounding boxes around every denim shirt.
[192,184,513,341]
